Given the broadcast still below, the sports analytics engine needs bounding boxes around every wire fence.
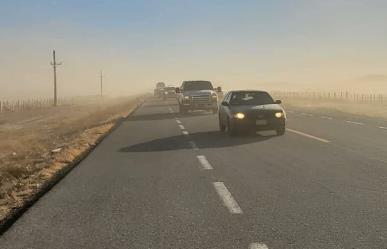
[272,91,386,104]
[1,91,386,113]
[0,97,95,113]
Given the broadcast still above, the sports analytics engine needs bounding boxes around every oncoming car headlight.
[234,113,245,119]
[275,112,284,118]
[183,95,190,100]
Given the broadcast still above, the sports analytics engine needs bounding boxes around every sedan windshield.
[183,81,213,91]
[230,92,275,105]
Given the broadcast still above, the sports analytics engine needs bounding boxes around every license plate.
[256,119,267,125]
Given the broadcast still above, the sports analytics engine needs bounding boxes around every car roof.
[183,80,211,83]
[228,90,269,94]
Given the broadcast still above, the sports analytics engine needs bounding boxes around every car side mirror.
[175,87,181,93]
[217,86,222,92]
[221,101,229,106]
[275,100,282,104]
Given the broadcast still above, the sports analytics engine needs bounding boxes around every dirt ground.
[0,96,141,223]
[280,98,387,120]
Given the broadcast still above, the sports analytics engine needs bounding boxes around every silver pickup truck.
[176,80,221,114]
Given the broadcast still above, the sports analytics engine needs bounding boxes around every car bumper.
[231,117,285,131]
[181,101,218,109]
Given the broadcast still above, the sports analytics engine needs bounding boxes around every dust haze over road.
[1,1,387,100]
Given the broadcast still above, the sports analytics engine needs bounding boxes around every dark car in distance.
[154,82,166,98]
[219,90,286,136]
[162,86,177,100]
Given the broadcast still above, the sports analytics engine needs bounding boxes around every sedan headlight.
[234,112,245,119]
[274,112,284,118]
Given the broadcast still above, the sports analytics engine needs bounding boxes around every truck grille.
[191,95,210,103]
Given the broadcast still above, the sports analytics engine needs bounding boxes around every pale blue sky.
[1,0,387,98]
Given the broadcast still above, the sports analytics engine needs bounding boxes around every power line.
[50,50,62,106]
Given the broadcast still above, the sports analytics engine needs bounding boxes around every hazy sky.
[1,0,387,99]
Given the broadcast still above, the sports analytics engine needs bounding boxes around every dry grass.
[281,98,387,120]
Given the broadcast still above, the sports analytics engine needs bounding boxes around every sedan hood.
[231,104,283,113]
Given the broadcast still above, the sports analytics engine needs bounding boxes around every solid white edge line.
[345,120,364,125]
[249,242,269,249]
[212,182,243,214]
[182,130,189,135]
[196,155,213,170]
[178,124,185,130]
[189,141,199,150]
[286,128,330,143]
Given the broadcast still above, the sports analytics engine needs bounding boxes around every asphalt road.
[1,98,387,249]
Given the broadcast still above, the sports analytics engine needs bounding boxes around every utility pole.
[100,70,103,97]
[50,50,62,106]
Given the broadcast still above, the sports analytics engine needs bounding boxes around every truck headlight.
[234,113,245,119]
[275,112,284,118]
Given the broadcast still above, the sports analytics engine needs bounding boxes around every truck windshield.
[230,92,275,106]
[156,83,165,88]
[183,81,213,91]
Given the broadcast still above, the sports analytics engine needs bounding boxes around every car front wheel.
[227,119,236,136]
[276,126,286,136]
[219,115,226,132]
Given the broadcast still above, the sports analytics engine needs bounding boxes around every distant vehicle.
[176,80,220,114]
[218,90,286,136]
[154,82,166,98]
[162,86,177,100]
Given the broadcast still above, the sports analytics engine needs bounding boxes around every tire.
[276,126,286,136]
[227,118,236,136]
[179,104,187,114]
[219,115,226,132]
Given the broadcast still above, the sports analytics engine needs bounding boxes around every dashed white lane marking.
[182,130,189,135]
[189,141,199,150]
[249,242,269,249]
[379,126,387,130]
[213,182,243,214]
[176,120,182,124]
[301,113,313,116]
[286,128,330,143]
[345,120,365,125]
[320,116,333,120]
[196,155,213,170]
[178,124,185,130]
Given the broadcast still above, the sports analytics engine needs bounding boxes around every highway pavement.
[1,98,387,248]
